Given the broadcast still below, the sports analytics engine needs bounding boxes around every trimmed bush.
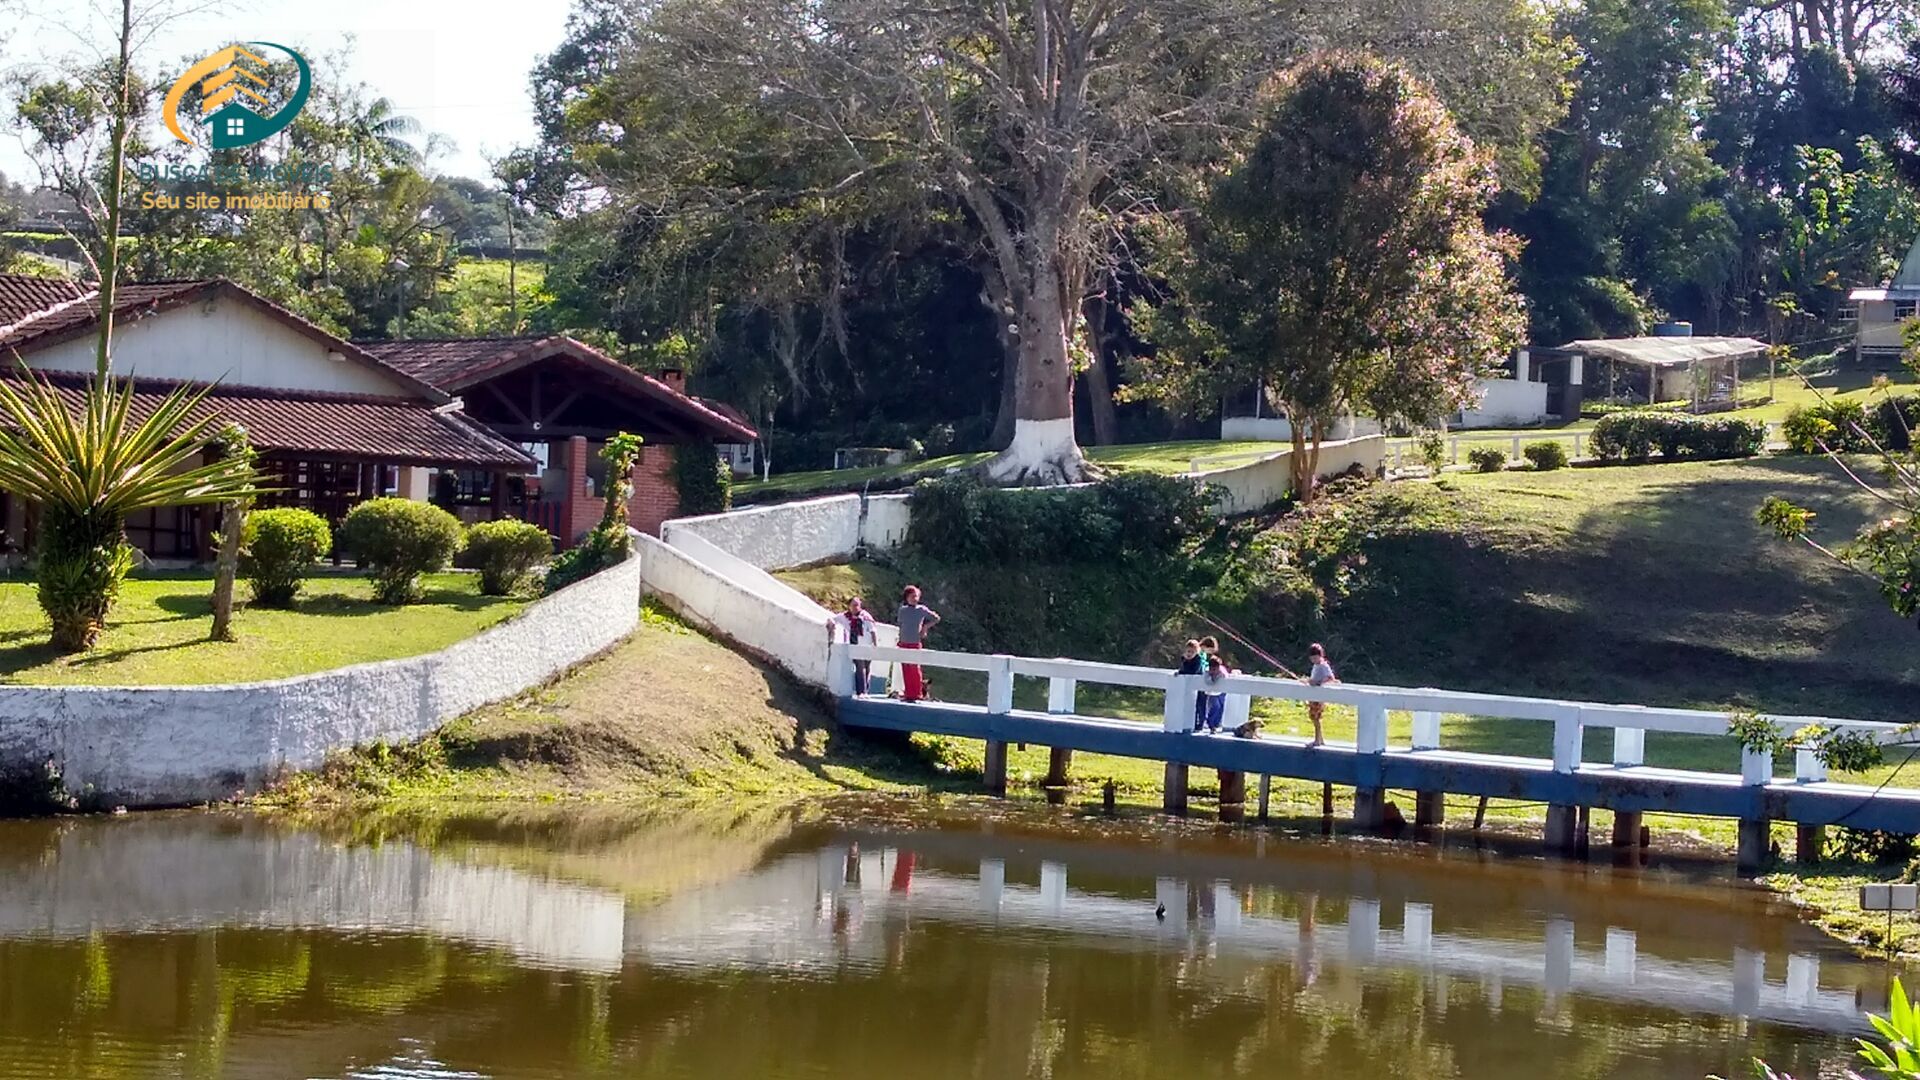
[1414,431,1447,473]
[1522,441,1568,471]
[1589,411,1766,463]
[1783,399,1872,454]
[1872,395,1920,451]
[671,442,732,515]
[239,507,332,606]
[1466,446,1506,473]
[339,498,465,605]
[465,520,553,596]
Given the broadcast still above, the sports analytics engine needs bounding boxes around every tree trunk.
[983,261,1091,484]
[1081,294,1119,446]
[209,500,245,641]
[40,508,131,653]
[990,344,1018,449]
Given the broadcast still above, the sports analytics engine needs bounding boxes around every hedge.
[908,471,1218,565]
[1588,411,1767,463]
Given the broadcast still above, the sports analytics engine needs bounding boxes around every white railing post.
[1511,434,1521,460]
[1356,701,1388,754]
[1163,675,1198,732]
[1224,693,1251,730]
[1411,711,1440,751]
[1795,746,1827,784]
[1552,711,1582,774]
[827,641,853,698]
[1047,676,1077,715]
[1741,746,1773,786]
[987,654,1014,715]
[1612,728,1645,768]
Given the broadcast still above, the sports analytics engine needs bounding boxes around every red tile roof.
[0,275,452,403]
[0,275,84,329]
[0,370,535,470]
[358,334,760,443]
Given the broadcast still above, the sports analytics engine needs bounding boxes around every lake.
[0,799,1900,1078]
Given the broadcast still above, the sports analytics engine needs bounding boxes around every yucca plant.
[0,372,259,651]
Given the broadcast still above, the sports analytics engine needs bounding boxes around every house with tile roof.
[358,334,756,539]
[0,275,755,558]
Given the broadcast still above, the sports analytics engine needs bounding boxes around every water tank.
[1652,321,1693,337]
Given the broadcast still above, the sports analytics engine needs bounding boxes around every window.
[225,117,246,137]
[1895,301,1916,320]
[1838,304,1858,322]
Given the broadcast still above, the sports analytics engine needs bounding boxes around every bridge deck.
[839,697,1920,833]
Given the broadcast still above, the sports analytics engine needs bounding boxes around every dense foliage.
[1132,54,1526,498]
[464,520,553,596]
[338,499,465,605]
[240,508,333,607]
[907,473,1219,566]
[670,444,731,516]
[1589,411,1768,462]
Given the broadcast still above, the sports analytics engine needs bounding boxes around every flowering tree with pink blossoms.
[1130,52,1526,499]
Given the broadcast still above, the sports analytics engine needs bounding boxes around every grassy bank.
[264,604,953,806]
[0,572,526,685]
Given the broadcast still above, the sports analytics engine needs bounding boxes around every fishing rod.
[1193,608,1301,680]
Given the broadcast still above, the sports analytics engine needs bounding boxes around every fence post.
[1162,674,1197,815]
[983,654,1013,795]
[1551,713,1583,774]
[1411,711,1440,751]
[1353,700,1389,829]
[1612,728,1645,767]
[827,641,853,698]
[1511,434,1522,460]
[1045,675,1076,791]
[1545,708,1583,857]
[1738,745,1773,872]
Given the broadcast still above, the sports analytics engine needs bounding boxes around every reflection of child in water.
[1296,891,1321,987]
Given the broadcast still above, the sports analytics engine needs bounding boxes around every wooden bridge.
[831,643,1920,869]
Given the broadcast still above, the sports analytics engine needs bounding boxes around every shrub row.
[1588,411,1766,463]
[241,503,554,608]
[1782,395,1920,454]
[907,471,1218,564]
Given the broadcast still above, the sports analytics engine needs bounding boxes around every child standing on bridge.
[1176,639,1208,731]
[896,586,941,702]
[827,597,877,695]
[1303,643,1337,747]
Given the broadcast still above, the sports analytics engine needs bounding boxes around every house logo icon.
[161,42,311,150]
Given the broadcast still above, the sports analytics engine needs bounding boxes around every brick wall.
[558,435,682,545]
[629,444,679,536]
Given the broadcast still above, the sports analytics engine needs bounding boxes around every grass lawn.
[0,572,527,686]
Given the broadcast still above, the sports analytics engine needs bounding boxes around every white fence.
[836,643,1912,784]
[1383,423,1785,472]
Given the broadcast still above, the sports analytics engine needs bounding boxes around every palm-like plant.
[0,372,258,651]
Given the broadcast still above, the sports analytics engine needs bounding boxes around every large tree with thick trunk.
[531,0,1564,483]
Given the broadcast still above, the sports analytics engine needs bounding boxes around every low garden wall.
[1201,435,1386,516]
[662,492,910,571]
[0,549,643,808]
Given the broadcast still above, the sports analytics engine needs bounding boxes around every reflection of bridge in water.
[0,816,1884,1038]
[626,827,1882,1037]
[0,818,628,972]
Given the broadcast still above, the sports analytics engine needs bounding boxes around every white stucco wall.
[1199,435,1387,517]
[0,549,641,807]
[663,492,912,572]
[641,534,851,688]
[28,294,415,397]
[1457,378,1550,428]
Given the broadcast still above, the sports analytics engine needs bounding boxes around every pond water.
[0,799,1904,1079]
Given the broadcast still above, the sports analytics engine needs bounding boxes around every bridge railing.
[836,643,1915,785]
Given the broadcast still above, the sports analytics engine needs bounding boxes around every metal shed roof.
[1558,336,1769,368]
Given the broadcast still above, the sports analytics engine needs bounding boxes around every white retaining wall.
[0,551,642,807]
[1200,435,1387,517]
[663,493,910,571]
[1458,377,1550,428]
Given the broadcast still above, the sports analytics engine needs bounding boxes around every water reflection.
[0,805,1901,1079]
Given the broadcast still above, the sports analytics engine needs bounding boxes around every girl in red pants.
[895,585,941,701]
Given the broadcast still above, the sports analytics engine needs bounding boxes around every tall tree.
[529,0,1564,484]
[1131,53,1525,498]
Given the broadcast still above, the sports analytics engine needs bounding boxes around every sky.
[1,0,578,187]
